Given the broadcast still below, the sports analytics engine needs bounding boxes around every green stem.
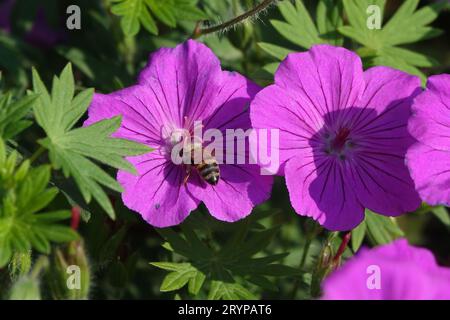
[289,239,311,299]
[290,223,320,298]
[192,0,277,38]
[30,256,49,280]
[29,146,46,164]
[299,236,313,269]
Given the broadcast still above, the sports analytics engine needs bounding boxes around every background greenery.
[0,0,449,300]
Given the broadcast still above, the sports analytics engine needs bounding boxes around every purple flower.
[406,74,450,205]
[250,45,421,231]
[24,8,65,49]
[0,0,64,48]
[0,0,14,32]
[85,40,273,227]
[322,239,450,300]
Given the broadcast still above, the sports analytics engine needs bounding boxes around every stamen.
[332,127,351,151]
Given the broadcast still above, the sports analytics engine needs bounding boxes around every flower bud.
[9,276,41,300]
[47,241,91,300]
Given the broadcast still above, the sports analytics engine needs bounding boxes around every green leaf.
[431,206,450,227]
[62,88,94,132]
[248,275,278,292]
[173,0,207,20]
[365,210,404,245]
[379,46,438,68]
[31,64,152,219]
[145,0,177,27]
[381,0,445,46]
[261,0,344,64]
[351,220,367,252]
[258,42,292,60]
[316,0,344,46]
[36,225,79,243]
[0,92,38,140]
[110,0,205,36]
[160,265,197,292]
[151,262,192,272]
[208,281,257,300]
[111,0,145,36]
[340,0,445,76]
[0,143,78,267]
[139,3,158,35]
[265,0,345,54]
[153,219,293,299]
[188,270,206,296]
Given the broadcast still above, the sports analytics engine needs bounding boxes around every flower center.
[332,127,351,152]
[323,127,354,160]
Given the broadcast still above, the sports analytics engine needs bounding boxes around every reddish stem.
[71,206,81,230]
[333,232,352,263]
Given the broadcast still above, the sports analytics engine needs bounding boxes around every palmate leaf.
[0,87,38,140]
[258,0,344,73]
[151,219,299,300]
[351,220,367,252]
[31,63,152,219]
[350,209,406,251]
[0,139,78,267]
[110,0,206,36]
[431,206,450,227]
[208,281,257,300]
[365,210,404,245]
[340,0,446,81]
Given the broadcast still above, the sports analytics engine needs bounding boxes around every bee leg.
[183,165,191,185]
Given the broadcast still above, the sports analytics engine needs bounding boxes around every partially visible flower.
[85,40,273,227]
[0,0,14,32]
[250,45,421,231]
[0,0,64,48]
[321,239,450,300]
[406,74,450,205]
[24,8,65,49]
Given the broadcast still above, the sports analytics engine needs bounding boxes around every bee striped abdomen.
[196,160,220,186]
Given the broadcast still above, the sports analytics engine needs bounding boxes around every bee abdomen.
[198,162,220,185]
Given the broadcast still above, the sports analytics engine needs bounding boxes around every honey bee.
[182,142,220,186]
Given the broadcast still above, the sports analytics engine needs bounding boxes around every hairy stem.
[192,0,277,38]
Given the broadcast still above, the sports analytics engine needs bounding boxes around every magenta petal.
[137,40,223,127]
[408,74,450,151]
[349,67,421,215]
[182,70,272,221]
[118,151,199,227]
[84,92,160,146]
[285,154,364,231]
[322,239,450,300]
[275,45,365,117]
[406,74,450,206]
[187,164,272,222]
[250,85,320,175]
[406,143,450,206]
[204,71,260,132]
[250,45,366,174]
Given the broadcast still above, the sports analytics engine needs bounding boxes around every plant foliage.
[31,64,152,219]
